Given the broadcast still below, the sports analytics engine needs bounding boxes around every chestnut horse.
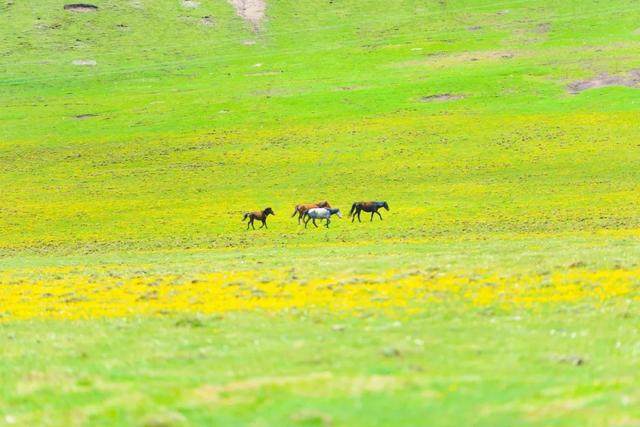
[349,201,389,222]
[291,200,331,224]
[242,207,274,230]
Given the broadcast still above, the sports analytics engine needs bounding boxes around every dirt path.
[227,0,265,31]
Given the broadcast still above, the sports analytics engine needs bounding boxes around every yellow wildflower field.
[2,266,637,321]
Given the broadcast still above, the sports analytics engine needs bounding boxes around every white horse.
[303,207,342,228]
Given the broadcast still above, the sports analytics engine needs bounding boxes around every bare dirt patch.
[72,59,96,66]
[64,4,98,12]
[550,354,586,366]
[252,87,290,97]
[35,22,62,31]
[396,50,515,69]
[181,0,199,8]
[420,93,465,102]
[74,114,98,120]
[567,70,640,94]
[200,16,214,26]
[228,0,266,30]
[535,22,551,34]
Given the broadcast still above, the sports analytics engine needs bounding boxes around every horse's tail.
[242,212,249,221]
[291,205,300,217]
[349,203,357,217]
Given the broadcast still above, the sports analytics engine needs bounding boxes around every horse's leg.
[351,209,356,222]
[326,218,330,228]
[304,217,309,228]
[298,211,302,225]
[246,219,250,230]
[377,211,383,220]
[263,219,268,229]
[357,210,362,222]
[313,219,318,228]
[259,219,265,228]
[370,212,374,221]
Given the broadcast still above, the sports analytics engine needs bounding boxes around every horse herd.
[242,201,390,230]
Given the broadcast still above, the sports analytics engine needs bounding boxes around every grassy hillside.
[1,0,640,425]
[1,0,640,252]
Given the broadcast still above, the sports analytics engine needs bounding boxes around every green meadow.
[1,0,640,425]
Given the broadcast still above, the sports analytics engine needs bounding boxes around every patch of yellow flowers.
[1,268,638,320]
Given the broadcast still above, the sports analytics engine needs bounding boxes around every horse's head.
[318,200,331,208]
[334,209,342,218]
[264,207,275,216]
[382,201,389,211]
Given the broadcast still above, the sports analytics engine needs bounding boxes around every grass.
[3,306,640,427]
[1,0,640,425]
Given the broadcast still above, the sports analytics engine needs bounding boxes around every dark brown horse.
[291,200,331,224]
[349,201,389,222]
[242,207,274,230]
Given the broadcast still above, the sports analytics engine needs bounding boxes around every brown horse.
[242,207,274,230]
[349,201,389,222]
[291,200,331,224]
